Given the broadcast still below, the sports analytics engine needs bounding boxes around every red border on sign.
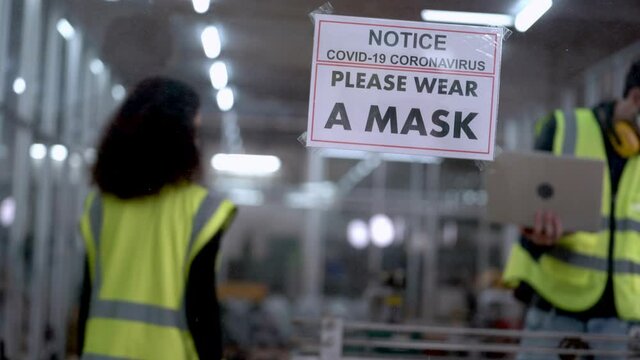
[317,19,499,75]
[309,62,496,155]
[321,62,495,79]
[317,60,494,77]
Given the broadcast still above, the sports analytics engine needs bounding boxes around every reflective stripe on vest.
[91,300,187,330]
[184,195,220,275]
[561,108,577,155]
[546,246,640,275]
[617,218,640,232]
[598,216,640,232]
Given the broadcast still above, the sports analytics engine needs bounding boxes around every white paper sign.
[306,14,504,161]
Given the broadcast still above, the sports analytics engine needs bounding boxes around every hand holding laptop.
[521,210,564,246]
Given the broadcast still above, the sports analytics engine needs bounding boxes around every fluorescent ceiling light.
[514,0,553,32]
[211,153,281,176]
[209,61,228,90]
[56,18,75,40]
[111,84,126,101]
[90,59,104,75]
[50,144,68,162]
[201,26,221,59]
[216,87,234,112]
[12,77,26,94]
[192,0,210,14]
[30,144,47,160]
[421,9,513,27]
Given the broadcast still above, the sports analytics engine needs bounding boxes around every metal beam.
[301,150,326,315]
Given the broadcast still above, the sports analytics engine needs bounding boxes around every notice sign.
[306,15,504,161]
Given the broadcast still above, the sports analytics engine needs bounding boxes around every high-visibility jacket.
[80,183,236,359]
[503,108,640,320]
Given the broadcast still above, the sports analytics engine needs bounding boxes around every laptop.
[486,151,605,232]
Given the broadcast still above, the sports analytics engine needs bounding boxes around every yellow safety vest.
[503,108,640,320]
[80,183,236,359]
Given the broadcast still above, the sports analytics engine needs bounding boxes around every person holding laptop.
[503,59,640,359]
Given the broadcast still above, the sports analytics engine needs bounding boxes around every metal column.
[40,9,63,137]
[40,9,64,358]
[0,0,9,186]
[421,163,440,321]
[301,150,326,316]
[63,33,83,144]
[368,162,386,276]
[95,69,112,131]
[0,0,10,102]
[476,219,491,280]
[27,150,53,359]
[50,29,84,359]
[0,1,10,349]
[405,162,423,319]
[4,0,42,356]
[23,0,53,356]
[81,53,96,147]
[221,112,244,154]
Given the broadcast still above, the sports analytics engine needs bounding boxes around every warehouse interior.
[1,0,640,358]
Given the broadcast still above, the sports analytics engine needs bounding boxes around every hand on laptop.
[521,210,564,246]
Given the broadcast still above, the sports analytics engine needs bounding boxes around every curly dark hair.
[92,77,202,199]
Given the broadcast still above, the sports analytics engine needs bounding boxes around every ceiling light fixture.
[211,153,281,176]
[12,77,26,95]
[201,26,221,59]
[421,9,513,27]
[192,0,210,14]
[50,144,68,162]
[209,61,228,90]
[111,84,126,101]
[90,59,104,75]
[56,18,75,40]
[29,144,47,160]
[514,0,553,32]
[216,87,234,112]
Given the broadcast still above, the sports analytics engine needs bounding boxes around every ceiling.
[63,0,640,187]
